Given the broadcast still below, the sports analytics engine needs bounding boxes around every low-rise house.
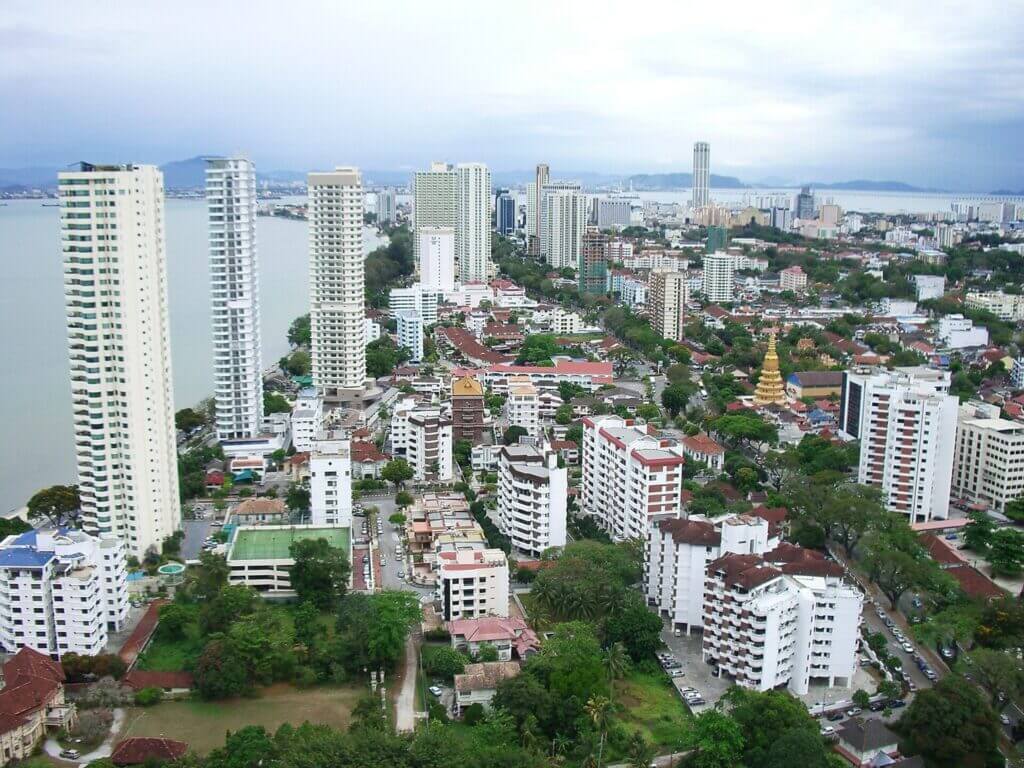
[681,433,725,472]
[453,662,521,715]
[231,498,287,526]
[549,439,579,464]
[351,441,390,479]
[0,648,75,766]
[121,670,193,696]
[834,718,900,766]
[786,371,844,399]
[447,616,540,661]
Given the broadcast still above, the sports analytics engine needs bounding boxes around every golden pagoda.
[753,332,787,405]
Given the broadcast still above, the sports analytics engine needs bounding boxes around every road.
[395,635,417,732]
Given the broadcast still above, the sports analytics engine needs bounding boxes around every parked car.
[902,642,915,653]
[60,750,80,761]
[827,711,844,722]
[1000,713,1011,726]
[940,646,955,660]
[428,685,443,697]
[820,726,836,738]
[889,699,906,709]
[669,669,685,678]
[846,708,862,717]
[869,700,887,712]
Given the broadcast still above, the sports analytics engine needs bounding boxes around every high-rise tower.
[456,163,491,283]
[206,157,263,441]
[59,163,180,558]
[692,142,710,209]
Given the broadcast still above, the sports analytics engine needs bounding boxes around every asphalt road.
[359,496,433,597]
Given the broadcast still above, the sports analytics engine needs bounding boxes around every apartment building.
[417,226,456,293]
[581,415,685,540]
[396,311,424,362]
[540,182,586,270]
[525,163,550,256]
[309,432,353,528]
[839,367,958,523]
[702,251,735,303]
[391,399,453,481]
[497,443,568,556]
[648,268,688,342]
[953,401,1024,513]
[457,163,491,282]
[779,265,807,292]
[580,227,609,294]
[914,274,945,301]
[0,529,129,658]
[389,284,438,326]
[206,157,263,441]
[702,549,861,695]
[451,375,486,443]
[290,388,323,453]
[437,548,510,621]
[59,163,180,558]
[965,291,1024,322]
[308,168,366,398]
[413,163,457,263]
[505,378,541,437]
[645,512,779,633]
[376,188,396,225]
[452,360,613,394]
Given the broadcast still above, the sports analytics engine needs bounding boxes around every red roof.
[351,440,389,464]
[658,517,720,546]
[122,670,194,691]
[682,433,725,455]
[0,674,60,720]
[946,564,1005,599]
[118,599,169,667]
[437,327,513,364]
[111,737,189,766]
[3,647,64,684]
[919,534,963,567]
[550,440,578,450]
[0,712,27,736]
[750,506,788,525]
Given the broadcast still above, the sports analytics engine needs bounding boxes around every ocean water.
[0,197,383,513]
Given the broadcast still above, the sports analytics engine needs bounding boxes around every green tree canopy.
[289,537,351,610]
[26,484,81,528]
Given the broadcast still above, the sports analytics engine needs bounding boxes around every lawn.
[612,670,691,748]
[118,684,366,753]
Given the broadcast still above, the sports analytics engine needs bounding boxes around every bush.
[294,666,318,688]
[422,646,467,679]
[133,687,163,707]
[423,628,450,642]
[428,703,449,723]
[462,702,485,725]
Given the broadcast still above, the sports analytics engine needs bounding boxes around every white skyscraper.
[396,311,424,362]
[541,183,586,270]
[59,163,180,558]
[206,157,263,441]
[693,141,710,208]
[456,163,491,283]
[526,163,550,255]
[308,167,366,398]
[702,251,735,303]
[376,188,396,225]
[417,226,456,292]
[413,162,457,262]
[309,432,353,528]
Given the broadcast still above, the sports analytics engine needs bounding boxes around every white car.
[901,642,914,653]
[429,685,443,697]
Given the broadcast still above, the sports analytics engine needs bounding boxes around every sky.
[2,1,1023,190]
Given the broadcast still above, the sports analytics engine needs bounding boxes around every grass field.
[230,526,350,560]
[118,684,365,753]
[136,605,203,672]
[613,671,691,748]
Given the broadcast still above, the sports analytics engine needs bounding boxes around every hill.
[626,172,746,190]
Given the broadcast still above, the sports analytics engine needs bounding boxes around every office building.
[780,265,807,292]
[290,388,323,453]
[692,141,710,208]
[451,375,486,443]
[526,163,550,255]
[505,377,541,436]
[597,198,632,229]
[495,190,515,236]
[913,274,945,301]
[0,529,129,657]
[1013,359,1024,389]
[396,310,424,362]
[839,367,958,523]
[376,188,396,225]
[206,157,264,441]
[308,167,366,398]
[309,432,353,528]
[648,268,687,342]
[702,251,735,303]
[437,549,510,621]
[413,162,457,262]
[497,442,568,556]
[389,284,438,326]
[581,415,685,541]
[770,206,792,230]
[390,399,453,481]
[417,226,456,293]
[541,182,586,270]
[456,163,491,282]
[953,401,1024,513]
[702,549,861,695]
[59,163,180,557]
[795,187,815,220]
[579,227,609,294]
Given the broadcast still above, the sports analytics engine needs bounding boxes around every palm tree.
[550,733,571,761]
[626,732,656,768]
[585,695,613,768]
[604,642,630,695]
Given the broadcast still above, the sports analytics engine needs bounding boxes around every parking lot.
[657,627,731,711]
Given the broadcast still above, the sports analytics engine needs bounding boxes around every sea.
[0,197,384,514]
[1,185,1017,513]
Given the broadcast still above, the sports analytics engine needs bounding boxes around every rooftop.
[228,526,350,561]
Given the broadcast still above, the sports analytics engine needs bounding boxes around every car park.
[846,708,862,717]
[669,668,685,677]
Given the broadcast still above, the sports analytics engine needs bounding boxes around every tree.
[289,538,350,609]
[608,348,636,377]
[555,403,574,425]
[366,337,411,378]
[193,551,229,600]
[288,314,311,347]
[711,414,778,451]
[661,382,693,416]
[721,687,819,768]
[963,510,995,552]
[828,484,887,558]
[852,689,870,708]
[503,426,528,445]
[285,484,310,513]
[0,518,30,539]
[762,728,836,768]
[987,528,1024,577]
[603,595,663,662]
[602,641,630,685]
[1004,496,1024,522]
[584,695,612,768]
[279,350,311,376]
[395,490,413,509]
[195,638,251,699]
[422,646,467,679]
[897,676,1002,768]
[388,512,406,525]
[689,710,744,768]
[958,649,1024,710]
[200,584,258,635]
[381,458,414,487]
[625,732,655,768]
[175,407,206,432]
[26,484,81,527]
[156,603,192,640]
[264,391,291,415]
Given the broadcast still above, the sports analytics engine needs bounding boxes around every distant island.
[799,179,945,193]
[626,172,746,190]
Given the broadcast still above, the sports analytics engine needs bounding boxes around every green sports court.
[228,526,350,561]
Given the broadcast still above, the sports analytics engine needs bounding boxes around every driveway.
[45,708,126,764]
[659,626,731,710]
[180,518,213,561]
[395,635,418,732]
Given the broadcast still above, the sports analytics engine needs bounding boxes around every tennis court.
[229,526,350,560]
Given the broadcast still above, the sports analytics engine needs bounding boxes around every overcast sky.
[2,1,1023,190]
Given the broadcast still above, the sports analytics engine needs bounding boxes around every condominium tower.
[308,167,366,398]
[206,157,263,441]
[456,163,492,283]
[417,226,456,293]
[413,163,457,263]
[692,142,710,208]
[526,163,550,255]
[376,188,397,226]
[541,182,586,270]
[702,251,735,303]
[59,163,180,558]
[648,268,687,342]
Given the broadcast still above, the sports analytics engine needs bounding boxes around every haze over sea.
[0,197,384,513]
[0,185,1011,512]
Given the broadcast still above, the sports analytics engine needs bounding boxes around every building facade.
[495,190,516,236]
[692,141,710,208]
[648,268,688,342]
[702,251,735,303]
[413,162,457,262]
[59,163,180,557]
[309,168,366,397]
[456,163,492,283]
[290,388,323,453]
[391,399,453,481]
[437,549,509,621]
[953,401,1024,513]
[395,311,424,363]
[451,375,486,443]
[309,432,353,528]
[779,265,807,292]
[526,163,550,256]
[505,378,541,437]
[376,188,396,225]
[417,226,456,292]
[497,443,568,556]
[0,529,129,657]
[389,284,438,326]
[579,227,609,295]
[541,182,586,270]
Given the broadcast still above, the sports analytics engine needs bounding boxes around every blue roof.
[0,548,54,568]
[787,374,799,384]
[11,529,38,546]
[233,469,256,482]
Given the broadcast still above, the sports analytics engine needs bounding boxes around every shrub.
[423,628,450,642]
[294,666,318,689]
[428,703,449,723]
[422,646,467,679]
[462,703,485,725]
[133,687,163,707]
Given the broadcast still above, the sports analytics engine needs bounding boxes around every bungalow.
[453,662,521,715]
[231,498,287,526]
[702,305,732,329]
[550,440,579,464]
[447,617,540,661]
[680,433,725,472]
[351,441,390,480]
[0,648,75,767]
[834,718,900,766]
[204,470,225,492]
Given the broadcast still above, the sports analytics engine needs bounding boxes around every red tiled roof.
[0,674,60,719]
[351,440,389,464]
[946,564,1005,599]
[919,534,963,567]
[118,600,169,667]
[0,712,27,736]
[3,647,64,684]
[682,433,724,455]
[708,553,782,589]
[658,518,720,547]
[437,327,513,364]
[750,506,787,525]
[111,737,189,766]
[121,670,194,691]
[550,440,578,450]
